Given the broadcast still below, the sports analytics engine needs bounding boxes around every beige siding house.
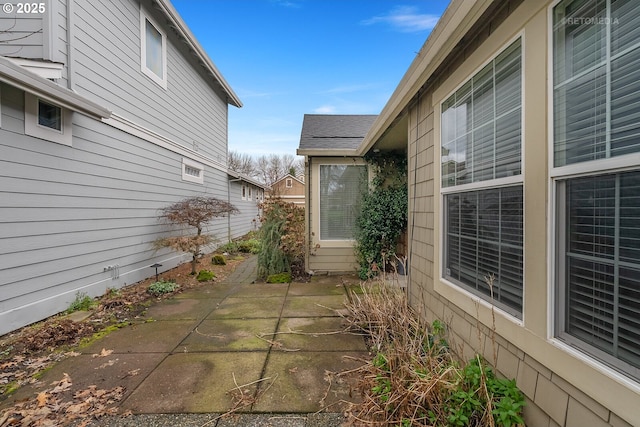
[268,174,305,207]
[299,0,640,426]
[297,114,377,273]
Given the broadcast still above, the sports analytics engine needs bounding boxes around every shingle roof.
[298,114,378,151]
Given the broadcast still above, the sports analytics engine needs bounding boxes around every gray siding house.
[0,0,263,335]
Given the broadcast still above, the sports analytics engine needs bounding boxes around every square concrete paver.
[288,282,346,296]
[281,295,348,318]
[175,282,235,299]
[177,318,279,352]
[253,351,366,413]
[229,282,289,298]
[123,352,268,413]
[208,296,285,319]
[80,320,198,354]
[274,317,366,352]
[144,297,219,321]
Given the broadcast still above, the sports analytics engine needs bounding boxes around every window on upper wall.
[552,0,640,381]
[140,8,167,89]
[441,38,523,318]
[241,185,246,200]
[319,164,367,240]
[248,187,253,201]
[24,93,72,146]
[286,178,293,188]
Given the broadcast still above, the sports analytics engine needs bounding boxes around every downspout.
[228,178,242,242]
[66,0,75,90]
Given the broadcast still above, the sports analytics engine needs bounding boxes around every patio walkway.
[4,256,368,426]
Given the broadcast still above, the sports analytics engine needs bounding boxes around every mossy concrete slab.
[178,318,279,352]
[175,282,235,299]
[288,282,345,296]
[274,317,366,352]
[122,352,267,413]
[1,353,164,409]
[228,282,289,298]
[144,298,219,321]
[281,295,348,318]
[252,351,366,413]
[207,297,285,319]
[309,274,360,286]
[80,320,198,354]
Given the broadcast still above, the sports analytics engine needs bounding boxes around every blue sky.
[171,0,450,156]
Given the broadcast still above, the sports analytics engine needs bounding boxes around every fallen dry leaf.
[92,348,113,358]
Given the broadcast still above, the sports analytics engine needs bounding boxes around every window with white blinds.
[319,165,366,240]
[445,186,524,315]
[553,0,640,380]
[553,0,640,166]
[441,38,524,317]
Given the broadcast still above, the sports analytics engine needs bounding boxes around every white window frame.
[24,93,72,146]
[312,158,368,247]
[241,184,246,200]
[549,0,640,383]
[286,178,293,188]
[438,36,525,319]
[248,186,253,201]
[181,157,204,184]
[140,7,167,89]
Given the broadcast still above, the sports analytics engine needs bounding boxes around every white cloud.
[314,105,337,114]
[362,6,439,33]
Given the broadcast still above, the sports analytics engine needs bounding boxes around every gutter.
[0,56,111,119]
[155,0,243,108]
[357,0,490,155]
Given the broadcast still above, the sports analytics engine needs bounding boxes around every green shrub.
[258,200,304,279]
[67,292,96,313]
[266,272,292,283]
[196,270,216,282]
[354,151,407,279]
[148,280,179,296]
[238,238,261,254]
[212,254,226,265]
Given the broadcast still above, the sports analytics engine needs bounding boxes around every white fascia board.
[357,0,490,155]
[156,0,242,108]
[0,56,111,119]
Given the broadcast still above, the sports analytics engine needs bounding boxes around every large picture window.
[319,164,366,240]
[553,0,640,380]
[441,38,523,317]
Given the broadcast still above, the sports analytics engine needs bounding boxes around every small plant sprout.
[147,280,179,296]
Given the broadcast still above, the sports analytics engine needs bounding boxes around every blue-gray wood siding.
[228,181,262,241]
[0,83,231,334]
[71,0,229,165]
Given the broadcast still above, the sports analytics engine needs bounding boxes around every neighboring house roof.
[0,56,111,119]
[227,169,270,190]
[155,0,242,108]
[271,173,305,188]
[297,114,378,156]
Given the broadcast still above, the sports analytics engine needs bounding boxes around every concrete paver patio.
[3,256,368,426]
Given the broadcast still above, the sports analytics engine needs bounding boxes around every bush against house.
[154,196,239,275]
[354,151,408,279]
[257,198,305,279]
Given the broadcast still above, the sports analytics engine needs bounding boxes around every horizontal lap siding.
[0,85,229,334]
[308,247,358,273]
[0,7,44,59]
[72,0,229,165]
[228,181,261,240]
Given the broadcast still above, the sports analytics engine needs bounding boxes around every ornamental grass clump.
[344,283,525,426]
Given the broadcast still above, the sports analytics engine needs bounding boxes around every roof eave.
[0,56,111,119]
[157,0,243,108]
[358,0,492,156]
[296,148,359,157]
